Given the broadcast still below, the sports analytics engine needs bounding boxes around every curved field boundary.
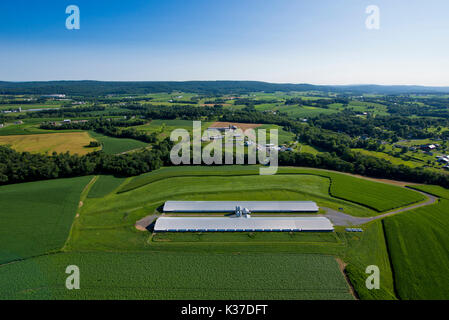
[407,184,449,200]
[321,189,437,226]
[117,166,426,213]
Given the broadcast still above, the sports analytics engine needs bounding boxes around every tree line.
[40,118,158,143]
[0,139,173,185]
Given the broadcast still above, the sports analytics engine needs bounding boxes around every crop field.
[118,165,262,193]
[300,144,321,154]
[153,231,343,243]
[0,176,92,264]
[408,184,449,199]
[259,124,296,144]
[0,103,62,111]
[88,131,148,154]
[384,199,449,299]
[343,221,396,300]
[323,171,426,212]
[117,166,425,213]
[0,132,100,155]
[86,173,377,219]
[65,215,396,300]
[87,175,127,198]
[347,101,389,116]
[275,105,339,117]
[0,165,406,300]
[352,149,424,168]
[0,119,82,136]
[133,119,212,140]
[0,252,353,300]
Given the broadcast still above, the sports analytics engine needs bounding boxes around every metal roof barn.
[163,201,319,213]
[154,216,334,232]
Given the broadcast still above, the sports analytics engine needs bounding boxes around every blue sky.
[0,0,448,85]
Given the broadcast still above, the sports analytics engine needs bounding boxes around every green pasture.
[132,119,212,141]
[259,124,295,144]
[352,149,424,168]
[88,131,148,154]
[118,166,425,213]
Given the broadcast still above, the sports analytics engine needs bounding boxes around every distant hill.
[0,80,448,96]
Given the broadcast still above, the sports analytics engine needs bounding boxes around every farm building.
[154,216,334,233]
[163,201,319,213]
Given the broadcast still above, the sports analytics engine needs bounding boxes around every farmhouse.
[421,144,438,151]
[154,216,334,232]
[163,201,319,213]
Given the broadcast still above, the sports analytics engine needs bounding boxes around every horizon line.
[1,80,449,88]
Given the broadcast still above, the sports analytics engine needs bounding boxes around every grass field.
[259,124,295,144]
[0,176,92,264]
[88,131,148,154]
[384,199,449,299]
[117,166,425,213]
[133,119,212,141]
[85,173,375,219]
[0,132,100,155]
[87,175,127,198]
[300,144,321,155]
[271,105,339,117]
[152,232,342,243]
[352,149,424,168]
[408,184,449,199]
[0,252,353,300]
[0,118,82,136]
[0,103,61,111]
[0,165,410,300]
[323,171,426,212]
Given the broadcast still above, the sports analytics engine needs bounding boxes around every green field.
[0,165,435,300]
[117,166,425,213]
[88,131,148,154]
[87,175,127,198]
[271,105,339,118]
[0,132,100,155]
[324,171,426,212]
[88,173,376,219]
[408,184,449,199]
[352,149,424,168]
[133,119,212,141]
[0,118,83,136]
[384,199,449,299]
[0,103,62,111]
[300,144,321,155]
[0,176,92,264]
[259,124,295,144]
[153,231,342,243]
[0,252,352,300]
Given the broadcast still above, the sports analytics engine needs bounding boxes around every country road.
[134,189,439,229]
[321,188,438,226]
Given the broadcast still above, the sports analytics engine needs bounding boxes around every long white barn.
[154,216,334,232]
[163,201,319,213]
